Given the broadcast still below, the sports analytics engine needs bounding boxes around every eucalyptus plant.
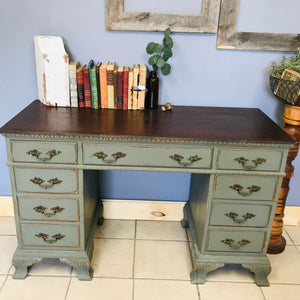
[146,28,173,75]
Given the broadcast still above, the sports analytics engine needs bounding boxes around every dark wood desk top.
[0,100,294,144]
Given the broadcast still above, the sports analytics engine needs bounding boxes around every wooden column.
[268,105,300,254]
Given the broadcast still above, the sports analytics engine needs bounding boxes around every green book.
[88,60,98,109]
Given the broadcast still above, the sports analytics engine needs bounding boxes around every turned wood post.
[268,105,300,254]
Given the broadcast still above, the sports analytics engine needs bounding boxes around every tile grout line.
[64,276,72,300]
[132,220,137,300]
[259,286,267,300]
[0,274,9,295]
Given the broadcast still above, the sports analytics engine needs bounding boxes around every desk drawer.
[17,196,79,221]
[20,224,80,248]
[83,143,213,169]
[217,149,283,171]
[210,202,272,227]
[14,168,78,194]
[214,175,278,201]
[11,141,77,164]
[207,229,267,253]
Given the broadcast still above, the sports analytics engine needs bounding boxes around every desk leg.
[268,105,300,254]
[12,255,42,279]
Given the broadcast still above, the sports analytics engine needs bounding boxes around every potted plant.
[145,28,174,109]
[269,50,300,106]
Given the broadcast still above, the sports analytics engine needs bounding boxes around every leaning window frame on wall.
[106,0,221,33]
[217,0,300,52]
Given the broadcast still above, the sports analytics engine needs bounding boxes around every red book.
[116,67,123,110]
[123,67,129,110]
[76,65,85,107]
[83,65,92,108]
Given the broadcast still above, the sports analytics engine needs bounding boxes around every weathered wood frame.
[217,0,300,52]
[106,0,221,33]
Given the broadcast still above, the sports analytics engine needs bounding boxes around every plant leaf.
[148,55,159,66]
[156,57,165,68]
[161,63,171,75]
[153,43,163,53]
[163,47,173,61]
[163,36,173,48]
[146,42,156,54]
[165,27,171,36]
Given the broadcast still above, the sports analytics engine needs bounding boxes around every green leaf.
[148,55,159,66]
[163,47,173,61]
[161,63,171,75]
[146,42,156,54]
[163,36,173,48]
[153,43,163,53]
[165,27,171,36]
[156,57,165,68]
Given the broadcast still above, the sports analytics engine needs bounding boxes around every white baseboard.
[0,196,299,224]
[0,196,185,221]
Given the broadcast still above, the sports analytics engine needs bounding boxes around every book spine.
[132,65,139,110]
[123,67,129,110]
[116,68,123,109]
[114,67,118,109]
[69,63,78,107]
[96,63,101,108]
[83,66,92,108]
[77,68,85,107]
[138,65,147,110]
[100,66,108,109]
[90,67,98,109]
[128,69,133,110]
[107,67,114,109]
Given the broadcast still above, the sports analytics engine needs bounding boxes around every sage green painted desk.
[0,100,293,286]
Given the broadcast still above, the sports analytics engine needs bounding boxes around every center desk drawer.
[11,141,77,164]
[17,196,79,221]
[214,175,278,201]
[20,224,80,248]
[217,149,283,171]
[83,143,213,169]
[14,168,78,194]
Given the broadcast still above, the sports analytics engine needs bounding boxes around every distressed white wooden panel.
[34,36,70,107]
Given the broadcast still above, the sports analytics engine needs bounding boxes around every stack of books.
[68,60,147,110]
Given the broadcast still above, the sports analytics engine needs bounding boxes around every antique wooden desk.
[0,100,293,286]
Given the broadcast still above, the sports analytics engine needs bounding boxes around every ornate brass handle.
[26,149,61,162]
[221,238,251,250]
[35,233,65,244]
[169,154,202,166]
[92,151,127,163]
[33,205,65,217]
[229,184,261,196]
[225,212,256,224]
[30,177,62,189]
[234,157,267,170]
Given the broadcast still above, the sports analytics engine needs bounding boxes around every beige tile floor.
[0,217,300,300]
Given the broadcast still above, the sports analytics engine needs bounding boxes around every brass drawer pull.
[26,149,61,162]
[35,233,65,244]
[234,157,267,170]
[33,205,65,217]
[230,184,261,196]
[225,212,256,224]
[92,151,127,163]
[221,238,251,250]
[169,154,202,166]
[30,177,62,189]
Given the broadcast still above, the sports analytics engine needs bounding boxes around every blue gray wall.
[0,0,299,205]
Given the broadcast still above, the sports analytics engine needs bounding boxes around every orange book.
[99,64,108,108]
